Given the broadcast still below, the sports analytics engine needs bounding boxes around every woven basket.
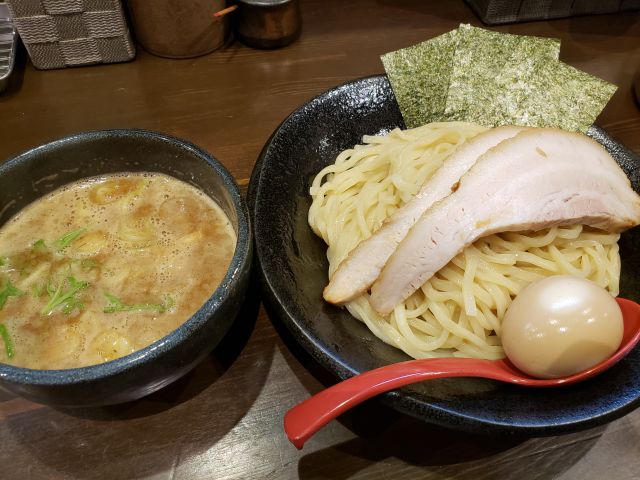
[465,0,640,25]
[6,0,134,69]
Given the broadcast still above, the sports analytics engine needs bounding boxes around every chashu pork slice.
[370,128,640,316]
[323,125,526,304]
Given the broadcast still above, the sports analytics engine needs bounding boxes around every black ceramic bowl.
[0,129,252,407]
[249,75,640,435]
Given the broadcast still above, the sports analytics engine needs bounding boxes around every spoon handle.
[284,297,640,449]
[284,357,512,449]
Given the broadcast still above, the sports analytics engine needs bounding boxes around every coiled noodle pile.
[308,122,621,360]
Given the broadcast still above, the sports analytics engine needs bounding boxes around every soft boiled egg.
[501,275,623,379]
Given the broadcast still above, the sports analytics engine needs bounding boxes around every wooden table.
[1,1,639,478]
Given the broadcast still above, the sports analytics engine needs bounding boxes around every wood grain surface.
[0,1,639,479]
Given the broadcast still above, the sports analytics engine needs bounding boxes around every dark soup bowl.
[0,129,252,407]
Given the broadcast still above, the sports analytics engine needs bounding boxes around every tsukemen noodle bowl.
[0,129,252,406]
[249,75,640,434]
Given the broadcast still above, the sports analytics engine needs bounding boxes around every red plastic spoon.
[284,297,640,450]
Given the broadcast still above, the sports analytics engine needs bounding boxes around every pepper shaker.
[235,0,301,49]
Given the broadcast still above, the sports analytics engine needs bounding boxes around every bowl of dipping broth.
[0,129,252,406]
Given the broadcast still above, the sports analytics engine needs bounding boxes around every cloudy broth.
[0,173,236,369]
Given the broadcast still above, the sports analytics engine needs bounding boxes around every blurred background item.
[6,0,134,70]
[235,0,301,49]
[634,67,640,107]
[0,2,17,92]
[127,0,230,59]
[465,0,640,25]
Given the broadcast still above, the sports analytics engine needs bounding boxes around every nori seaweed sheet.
[444,24,561,124]
[381,25,616,133]
[381,30,458,128]
[452,53,617,132]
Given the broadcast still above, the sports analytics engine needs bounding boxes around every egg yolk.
[501,275,623,379]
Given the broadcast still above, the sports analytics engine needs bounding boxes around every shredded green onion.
[0,279,23,311]
[32,239,47,252]
[41,276,89,315]
[103,293,173,314]
[55,228,87,251]
[0,324,14,359]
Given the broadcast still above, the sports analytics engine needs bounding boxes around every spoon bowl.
[284,297,640,449]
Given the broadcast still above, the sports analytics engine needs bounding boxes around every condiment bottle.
[235,0,301,49]
[127,0,230,58]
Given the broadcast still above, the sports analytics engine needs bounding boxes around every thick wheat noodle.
[308,123,621,360]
